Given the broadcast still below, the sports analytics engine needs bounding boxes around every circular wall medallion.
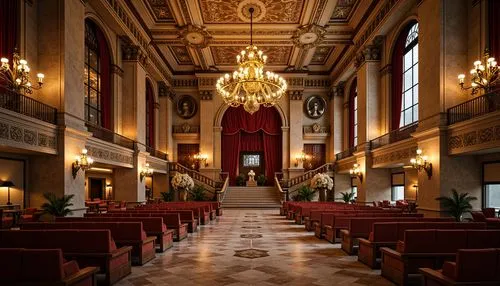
[304,95,327,119]
[292,24,327,50]
[237,0,266,22]
[176,95,198,119]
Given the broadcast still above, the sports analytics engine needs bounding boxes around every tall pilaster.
[288,90,305,178]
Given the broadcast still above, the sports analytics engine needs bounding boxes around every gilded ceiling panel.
[211,46,292,65]
[169,46,193,65]
[330,0,358,22]
[198,0,305,24]
[146,0,175,22]
[311,46,334,65]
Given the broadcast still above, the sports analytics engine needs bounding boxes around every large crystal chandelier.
[0,50,44,94]
[215,8,287,114]
[458,50,499,95]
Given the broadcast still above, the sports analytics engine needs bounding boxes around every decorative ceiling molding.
[178,24,212,49]
[311,46,334,65]
[145,0,175,22]
[210,46,292,66]
[330,0,359,22]
[292,24,327,50]
[169,46,194,65]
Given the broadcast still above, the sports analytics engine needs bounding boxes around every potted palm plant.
[41,192,74,217]
[340,192,355,204]
[436,189,477,222]
[295,185,316,202]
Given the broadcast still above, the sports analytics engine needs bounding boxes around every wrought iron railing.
[448,91,500,125]
[370,123,418,150]
[335,146,357,161]
[146,145,168,161]
[86,123,135,150]
[0,89,57,124]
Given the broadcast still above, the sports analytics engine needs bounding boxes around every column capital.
[111,64,124,77]
[158,81,175,100]
[122,42,148,66]
[329,81,345,99]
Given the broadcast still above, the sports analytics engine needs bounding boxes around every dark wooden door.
[303,144,326,170]
[89,178,105,199]
[177,144,200,169]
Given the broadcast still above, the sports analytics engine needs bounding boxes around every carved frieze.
[173,78,198,87]
[86,146,133,165]
[372,146,418,166]
[200,90,213,100]
[448,124,500,152]
[290,90,303,100]
[0,121,56,151]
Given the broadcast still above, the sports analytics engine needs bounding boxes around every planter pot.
[179,189,188,202]
[317,188,326,202]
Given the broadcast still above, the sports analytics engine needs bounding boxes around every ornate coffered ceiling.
[129,0,376,75]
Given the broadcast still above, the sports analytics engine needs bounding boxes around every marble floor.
[116,209,394,286]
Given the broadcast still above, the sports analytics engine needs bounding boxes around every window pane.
[354,96,357,107]
[404,109,412,125]
[89,51,98,69]
[392,186,405,201]
[90,89,98,107]
[413,63,418,84]
[399,114,404,128]
[413,105,419,122]
[354,137,357,146]
[404,70,412,91]
[89,69,98,89]
[413,43,419,61]
[404,52,412,71]
[404,91,412,109]
[89,108,98,125]
[354,110,358,124]
[414,85,419,104]
[352,187,358,199]
[486,184,500,209]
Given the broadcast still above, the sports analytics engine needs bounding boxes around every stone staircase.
[222,186,281,208]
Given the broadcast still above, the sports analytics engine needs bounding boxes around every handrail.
[86,123,135,149]
[286,163,334,187]
[335,146,357,161]
[0,89,57,124]
[447,91,500,125]
[274,174,288,202]
[168,162,219,191]
[370,122,418,150]
[217,175,230,204]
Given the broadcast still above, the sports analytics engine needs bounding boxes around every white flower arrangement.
[310,173,333,190]
[171,173,194,191]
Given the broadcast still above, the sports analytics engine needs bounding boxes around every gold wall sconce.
[72,149,93,179]
[410,149,432,179]
[349,163,363,183]
[295,150,309,167]
[140,163,153,182]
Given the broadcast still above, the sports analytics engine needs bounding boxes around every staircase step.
[222,186,281,209]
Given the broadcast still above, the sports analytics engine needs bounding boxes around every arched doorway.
[221,106,282,185]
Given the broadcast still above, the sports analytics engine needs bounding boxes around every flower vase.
[179,188,188,202]
[318,187,326,202]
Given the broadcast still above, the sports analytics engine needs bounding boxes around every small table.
[3,209,22,226]
[85,201,101,213]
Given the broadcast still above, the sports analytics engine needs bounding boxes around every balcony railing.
[146,145,168,161]
[86,123,135,150]
[0,89,57,124]
[448,91,500,125]
[335,146,357,161]
[370,123,418,150]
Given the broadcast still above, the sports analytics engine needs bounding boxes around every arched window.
[145,80,155,148]
[392,22,418,130]
[84,19,111,129]
[349,78,358,147]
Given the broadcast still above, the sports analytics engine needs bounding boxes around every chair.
[482,208,497,218]
[0,209,13,229]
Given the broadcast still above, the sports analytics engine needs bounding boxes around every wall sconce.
[72,149,94,179]
[1,181,15,205]
[410,149,432,179]
[349,163,363,183]
[106,183,112,200]
[140,163,154,182]
[413,184,419,201]
[295,150,307,167]
[193,153,208,167]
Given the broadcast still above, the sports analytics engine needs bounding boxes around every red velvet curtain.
[348,78,357,147]
[0,0,19,89]
[96,27,111,129]
[221,106,282,185]
[490,0,500,64]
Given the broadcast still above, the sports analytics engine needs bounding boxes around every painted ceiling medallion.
[293,24,326,50]
[178,25,212,49]
[237,0,266,22]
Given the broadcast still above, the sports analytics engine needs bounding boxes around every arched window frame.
[145,80,155,149]
[348,78,358,147]
[391,21,419,130]
[84,19,112,129]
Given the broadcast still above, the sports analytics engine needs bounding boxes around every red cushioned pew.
[358,222,486,269]
[381,229,500,285]
[121,210,198,233]
[0,248,98,286]
[420,248,500,285]
[60,216,174,252]
[0,229,132,285]
[22,222,156,266]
